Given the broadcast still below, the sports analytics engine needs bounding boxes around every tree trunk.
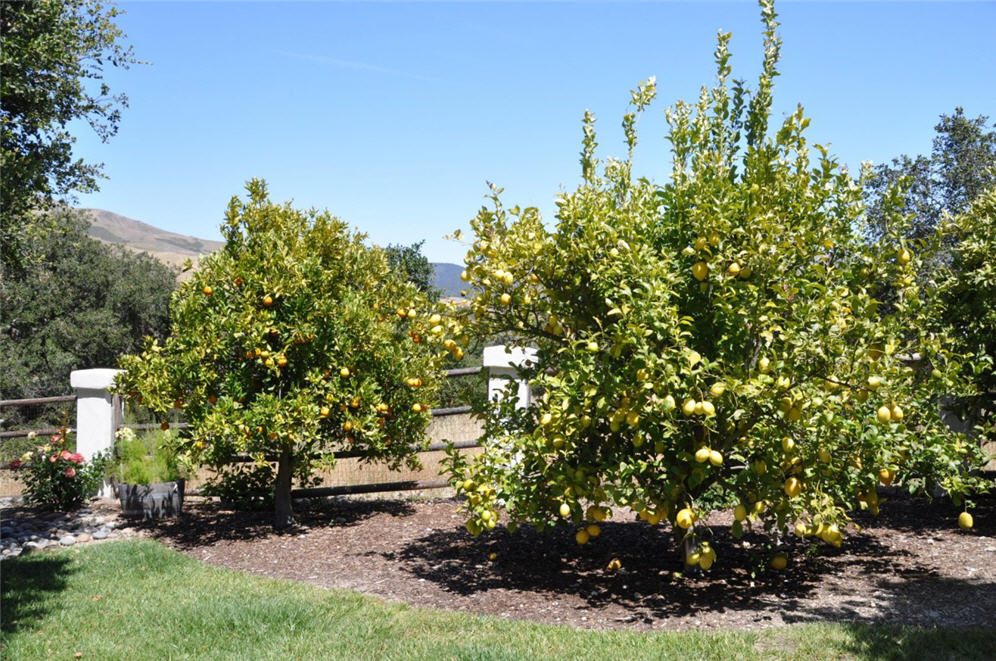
[274,447,295,530]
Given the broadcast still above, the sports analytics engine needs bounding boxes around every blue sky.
[73,1,995,265]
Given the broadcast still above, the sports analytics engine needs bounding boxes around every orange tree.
[116,180,461,528]
[443,0,988,569]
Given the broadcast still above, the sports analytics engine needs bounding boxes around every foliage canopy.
[444,0,987,566]
[117,180,462,527]
[0,208,174,406]
[0,0,136,275]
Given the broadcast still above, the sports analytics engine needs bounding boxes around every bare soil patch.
[132,489,996,632]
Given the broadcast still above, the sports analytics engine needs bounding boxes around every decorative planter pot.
[117,479,185,519]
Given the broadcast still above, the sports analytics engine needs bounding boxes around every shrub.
[15,429,108,511]
[443,0,989,568]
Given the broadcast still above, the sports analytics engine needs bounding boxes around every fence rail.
[0,395,76,408]
[0,427,76,440]
[1,353,530,501]
[443,366,482,377]
[0,395,78,444]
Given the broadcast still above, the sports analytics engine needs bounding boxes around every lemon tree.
[444,0,988,568]
[117,180,461,528]
[933,187,996,442]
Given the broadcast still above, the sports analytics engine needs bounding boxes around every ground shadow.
[833,620,996,660]
[386,519,837,622]
[389,496,996,628]
[852,487,996,537]
[0,554,78,635]
[146,497,416,549]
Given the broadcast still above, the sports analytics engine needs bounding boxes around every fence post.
[70,369,122,463]
[483,345,537,409]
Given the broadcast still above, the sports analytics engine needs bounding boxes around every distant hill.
[432,262,465,298]
[82,208,467,296]
[83,209,224,271]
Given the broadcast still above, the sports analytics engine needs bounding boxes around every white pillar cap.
[70,368,122,391]
[482,345,537,370]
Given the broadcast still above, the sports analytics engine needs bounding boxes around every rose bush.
[16,430,108,511]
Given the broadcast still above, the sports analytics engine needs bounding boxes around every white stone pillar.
[70,368,122,462]
[483,345,538,409]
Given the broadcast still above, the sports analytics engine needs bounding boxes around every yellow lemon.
[958,511,973,530]
[878,468,895,487]
[692,261,709,281]
[877,406,892,423]
[784,477,802,498]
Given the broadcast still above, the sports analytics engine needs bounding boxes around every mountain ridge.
[81,208,464,296]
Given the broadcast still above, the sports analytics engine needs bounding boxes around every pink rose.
[50,455,58,463]
[71,453,84,463]
[60,450,73,461]
[65,467,76,478]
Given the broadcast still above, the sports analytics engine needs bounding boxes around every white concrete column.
[70,368,122,462]
[483,345,538,409]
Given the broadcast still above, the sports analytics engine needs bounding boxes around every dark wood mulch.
[133,488,996,631]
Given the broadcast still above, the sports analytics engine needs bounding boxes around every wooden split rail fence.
[1,362,522,500]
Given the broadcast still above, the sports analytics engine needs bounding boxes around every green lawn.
[1,540,992,660]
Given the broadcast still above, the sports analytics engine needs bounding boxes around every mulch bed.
[132,489,996,631]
